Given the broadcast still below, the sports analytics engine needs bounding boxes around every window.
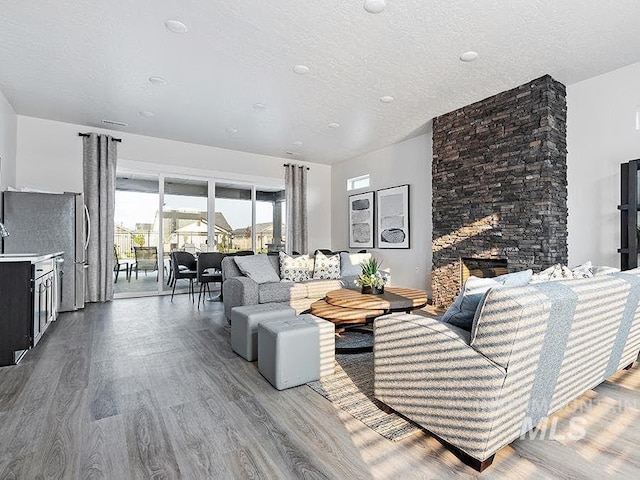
[347,174,370,191]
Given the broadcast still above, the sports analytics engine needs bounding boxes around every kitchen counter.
[0,251,64,263]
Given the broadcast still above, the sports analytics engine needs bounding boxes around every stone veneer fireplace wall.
[431,75,568,307]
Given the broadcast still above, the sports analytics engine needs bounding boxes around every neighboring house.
[115,211,233,254]
[214,212,233,251]
[231,222,285,252]
[173,214,233,252]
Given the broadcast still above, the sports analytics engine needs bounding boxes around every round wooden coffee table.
[311,287,428,326]
[310,287,428,353]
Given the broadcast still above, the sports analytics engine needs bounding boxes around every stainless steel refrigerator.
[2,191,88,311]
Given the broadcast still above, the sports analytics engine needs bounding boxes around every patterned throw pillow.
[571,261,594,279]
[530,264,574,283]
[313,251,341,280]
[279,252,311,282]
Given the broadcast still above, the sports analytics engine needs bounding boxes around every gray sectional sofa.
[373,270,640,471]
[221,254,359,322]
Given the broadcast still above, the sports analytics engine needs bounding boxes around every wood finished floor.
[1,296,640,479]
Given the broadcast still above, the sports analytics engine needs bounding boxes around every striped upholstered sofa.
[373,270,640,471]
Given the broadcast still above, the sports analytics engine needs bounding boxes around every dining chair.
[170,251,197,302]
[196,252,225,308]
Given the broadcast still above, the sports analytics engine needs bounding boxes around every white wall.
[0,89,17,192]
[567,61,640,268]
[331,132,432,292]
[15,116,332,251]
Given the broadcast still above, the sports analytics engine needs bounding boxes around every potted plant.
[356,257,386,295]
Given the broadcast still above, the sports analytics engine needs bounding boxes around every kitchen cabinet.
[33,258,56,347]
[0,253,62,366]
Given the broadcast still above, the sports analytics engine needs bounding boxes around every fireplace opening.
[460,257,508,289]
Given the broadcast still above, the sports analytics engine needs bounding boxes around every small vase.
[361,285,372,294]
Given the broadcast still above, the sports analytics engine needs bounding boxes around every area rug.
[334,330,374,352]
[307,352,421,442]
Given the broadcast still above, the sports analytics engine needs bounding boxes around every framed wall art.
[348,191,374,248]
[376,184,410,249]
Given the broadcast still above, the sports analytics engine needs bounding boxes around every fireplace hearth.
[460,257,508,286]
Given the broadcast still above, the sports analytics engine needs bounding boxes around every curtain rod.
[78,132,122,143]
[283,163,310,170]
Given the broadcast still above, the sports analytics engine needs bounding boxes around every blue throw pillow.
[441,269,532,331]
[497,269,534,286]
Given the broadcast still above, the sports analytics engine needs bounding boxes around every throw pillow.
[339,252,372,277]
[530,264,574,283]
[313,251,341,280]
[497,269,534,286]
[279,252,311,282]
[441,269,533,331]
[234,254,280,284]
[592,265,620,276]
[571,261,594,279]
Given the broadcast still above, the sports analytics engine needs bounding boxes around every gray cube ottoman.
[297,313,335,378]
[258,317,320,390]
[230,304,296,361]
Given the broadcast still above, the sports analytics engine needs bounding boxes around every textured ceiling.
[1,0,640,165]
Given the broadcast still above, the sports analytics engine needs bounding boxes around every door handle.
[84,204,91,251]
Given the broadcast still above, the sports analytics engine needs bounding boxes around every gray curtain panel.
[83,133,117,302]
[285,164,308,254]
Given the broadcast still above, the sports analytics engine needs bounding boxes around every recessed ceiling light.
[139,111,154,118]
[459,51,479,62]
[293,64,310,75]
[293,141,303,146]
[380,95,395,103]
[165,20,188,34]
[252,103,266,110]
[364,0,386,14]
[101,119,128,127]
[328,122,340,129]
[149,76,167,85]
[225,127,238,134]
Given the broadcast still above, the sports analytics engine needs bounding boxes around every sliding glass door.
[161,177,209,294]
[113,173,160,296]
[215,183,253,253]
[113,169,284,298]
[256,187,286,253]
